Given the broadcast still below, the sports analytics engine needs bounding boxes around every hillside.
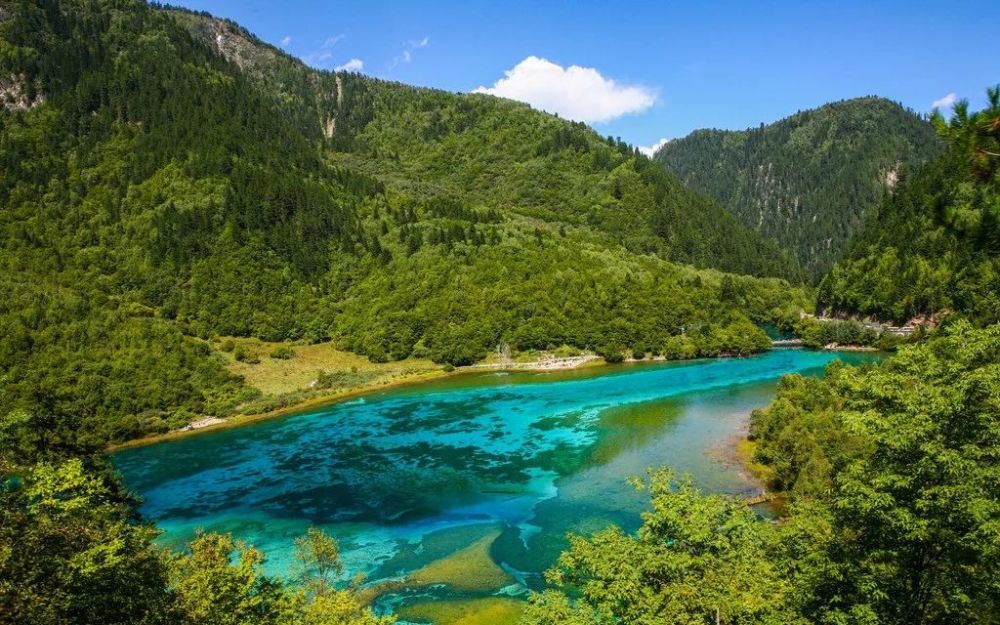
[656,97,943,276]
[171,7,800,280]
[818,89,1000,324]
[0,0,805,444]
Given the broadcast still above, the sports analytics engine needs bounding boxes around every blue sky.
[173,0,999,152]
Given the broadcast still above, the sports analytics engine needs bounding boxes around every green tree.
[0,457,172,625]
[822,321,1000,624]
[523,469,804,625]
[294,527,345,596]
[751,321,1000,624]
[169,532,292,625]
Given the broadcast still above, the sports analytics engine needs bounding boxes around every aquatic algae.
[396,597,526,625]
[359,528,513,605]
[585,396,682,466]
[407,531,512,592]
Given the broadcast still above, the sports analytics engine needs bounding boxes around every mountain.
[818,89,1000,324]
[655,97,943,277]
[0,0,805,444]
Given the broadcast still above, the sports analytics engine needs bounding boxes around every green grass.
[214,337,439,396]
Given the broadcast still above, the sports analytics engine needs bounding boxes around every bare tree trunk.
[496,341,511,368]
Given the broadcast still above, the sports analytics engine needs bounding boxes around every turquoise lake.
[113,349,876,614]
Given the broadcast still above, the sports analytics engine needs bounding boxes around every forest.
[656,97,942,277]
[1,0,999,624]
[818,87,1000,324]
[0,0,803,445]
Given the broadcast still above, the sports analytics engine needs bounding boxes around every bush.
[269,346,295,359]
[314,369,376,390]
[796,318,878,348]
[220,339,236,352]
[233,347,259,364]
[598,344,625,363]
[661,335,698,360]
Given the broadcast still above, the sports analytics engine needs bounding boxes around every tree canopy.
[657,97,942,278]
[818,89,1000,323]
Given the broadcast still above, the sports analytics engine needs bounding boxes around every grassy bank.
[107,338,449,451]
[112,337,855,453]
[108,339,613,451]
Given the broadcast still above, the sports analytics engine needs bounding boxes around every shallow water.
[113,349,876,616]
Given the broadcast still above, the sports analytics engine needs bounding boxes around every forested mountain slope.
[656,97,942,276]
[818,90,1000,324]
[172,7,799,280]
[0,0,803,444]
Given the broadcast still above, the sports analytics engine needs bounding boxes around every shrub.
[661,335,698,360]
[233,347,259,364]
[598,344,625,363]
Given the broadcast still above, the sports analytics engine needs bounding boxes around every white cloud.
[323,35,346,48]
[306,51,333,64]
[638,137,670,157]
[302,34,347,67]
[280,36,292,48]
[932,92,957,109]
[473,56,656,123]
[388,36,430,70]
[335,58,364,73]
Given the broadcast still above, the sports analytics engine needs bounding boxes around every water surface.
[114,349,876,615]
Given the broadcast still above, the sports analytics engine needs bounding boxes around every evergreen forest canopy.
[0,0,803,445]
[656,97,943,277]
[819,87,1000,324]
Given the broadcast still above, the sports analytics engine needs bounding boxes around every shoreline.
[107,352,609,453]
[822,342,879,352]
[468,354,603,371]
[107,367,455,452]
[107,345,878,453]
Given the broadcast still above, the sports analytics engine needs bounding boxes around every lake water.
[113,349,876,618]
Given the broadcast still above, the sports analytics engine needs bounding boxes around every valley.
[1,2,997,625]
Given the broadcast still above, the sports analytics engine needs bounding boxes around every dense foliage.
[523,469,803,625]
[819,89,1000,323]
[792,317,905,349]
[527,322,1000,625]
[657,97,942,277]
[0,0,806,443]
